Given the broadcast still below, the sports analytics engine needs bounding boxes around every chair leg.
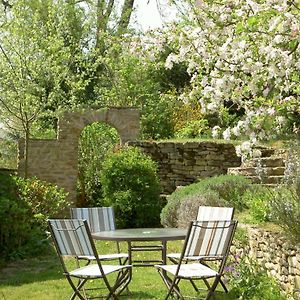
[157,269,182,299]
[204,276,221,300]
[67,276,87,300]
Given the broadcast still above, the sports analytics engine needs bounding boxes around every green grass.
[0,241,232,300]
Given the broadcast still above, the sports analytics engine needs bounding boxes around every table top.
[92,227,187,242]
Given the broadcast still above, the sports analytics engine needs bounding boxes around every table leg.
[162,240,167,265]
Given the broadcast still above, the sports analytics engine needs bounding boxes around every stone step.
[228,166,285,177]
[243,157,285,168]
[256,147,276,158]
[246,175,284,184]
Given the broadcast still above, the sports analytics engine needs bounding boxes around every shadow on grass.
[121,291,163,299]
[0,253,62,286]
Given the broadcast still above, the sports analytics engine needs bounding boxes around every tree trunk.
[117,0,134,34]
[24,125,29,179]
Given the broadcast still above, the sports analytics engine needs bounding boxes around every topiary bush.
[161,175,251,228]
[101,146,162,228]
[0,173,68,261]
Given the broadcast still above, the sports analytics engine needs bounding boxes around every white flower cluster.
[160,0,300,143]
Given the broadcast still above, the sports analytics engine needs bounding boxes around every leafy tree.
[165,0,300,150]
[0,0,139,174]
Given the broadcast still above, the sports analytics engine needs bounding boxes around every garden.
[0,0,300,299]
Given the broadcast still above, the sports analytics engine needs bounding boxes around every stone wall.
[240,226,300,299]
[129,140,241,194]
[18,108,140,203]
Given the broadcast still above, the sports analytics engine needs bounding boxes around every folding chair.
[70,207,128,265]
[155,220,238,300]
[167,206,234,292]
[48,219,132,300]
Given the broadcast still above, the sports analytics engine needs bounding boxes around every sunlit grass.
[0,241,231,300]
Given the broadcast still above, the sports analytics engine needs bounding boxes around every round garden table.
[92,227,187,267]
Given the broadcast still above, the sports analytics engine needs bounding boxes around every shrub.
[177,191,222,228]
[197,175,251,211]
[226,255,286,300]
[269,182,300,244]
[77,122,119,207]
[161,175,251,228]
[175,119,209,138]
[242,185,272,224]
[15,176,69,232]
[0,173,68,261]
[101,146,162,228]
[0,173,31,260]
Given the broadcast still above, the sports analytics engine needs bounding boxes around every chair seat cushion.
[78,253,128,261]
[155,263,218,279]
[69,264,131,278]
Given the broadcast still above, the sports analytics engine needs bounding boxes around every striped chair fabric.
[167,206,234,261]
[48,219,94,257]
[155,220,238,300]
[196,206,234,222]
[70,207,128,264]
[70,207,116,233]
[48,219,132,299]
[184,220,234,258]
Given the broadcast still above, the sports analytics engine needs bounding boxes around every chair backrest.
[196,206,234,222]
[183,220,237,259]
[70,207,116,233]
[48,219,95,257]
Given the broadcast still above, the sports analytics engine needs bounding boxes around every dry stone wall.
[129,140,241,194]
[236,226,300,299]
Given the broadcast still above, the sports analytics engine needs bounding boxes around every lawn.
[0,240,232,300]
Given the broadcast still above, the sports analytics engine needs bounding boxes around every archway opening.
[77,122,120,207]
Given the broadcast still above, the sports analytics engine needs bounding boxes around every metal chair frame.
[70,207,128,266]
[48,219,131,300]
[156,220,238,300]
[167,206,234,293]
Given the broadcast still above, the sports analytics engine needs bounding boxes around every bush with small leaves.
[101,146,162,228]
[0,173,69,261]
[161,175,251,228]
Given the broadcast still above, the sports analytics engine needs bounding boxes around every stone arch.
[18,108,140,203]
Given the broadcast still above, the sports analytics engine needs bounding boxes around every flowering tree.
[163,0,300,157]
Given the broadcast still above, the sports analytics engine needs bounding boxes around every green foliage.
[234,227,249,249]
[177,190,223,228]
[0,173,31,260]
[0,173,68,260]
[0,139,17,169]
[101,146,162,228]
[269,182,300,245]
[242,185,272,224]
[226,256,286,300]
[97,45,181,140]
[161,175,251,228]
[77,122,119,207]
[14,176,69,232]
[175,119,209,138]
